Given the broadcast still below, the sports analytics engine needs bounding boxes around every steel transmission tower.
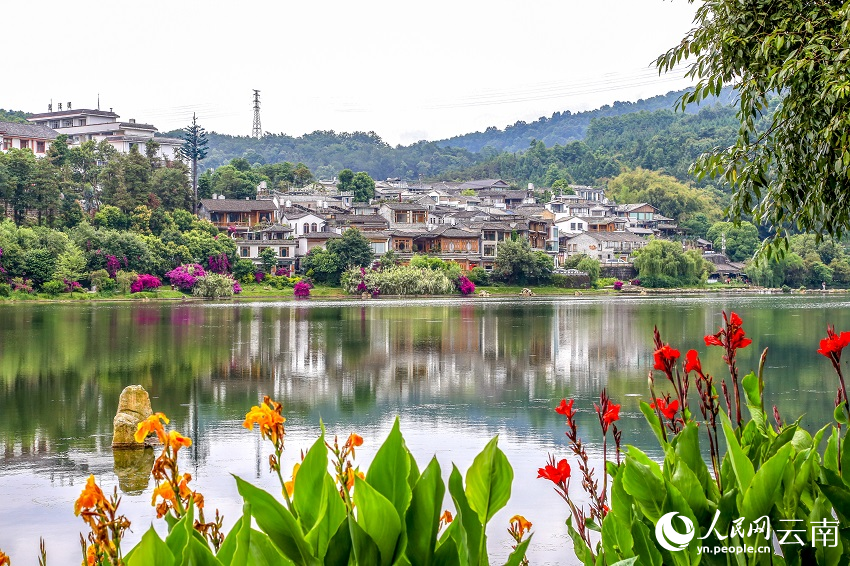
[252,90,262,138]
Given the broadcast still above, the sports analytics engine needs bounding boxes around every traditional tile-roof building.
[197,198,277,230]
[0,121,58,155]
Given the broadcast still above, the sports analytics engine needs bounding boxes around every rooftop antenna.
[97,93,100,110]
[252,90,262,139]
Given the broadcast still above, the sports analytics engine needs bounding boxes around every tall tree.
[657,1,850,253]
[179,113,209,214]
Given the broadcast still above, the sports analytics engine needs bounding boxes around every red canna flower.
[555,398,575,418]
[602,404,620,425]
[730,312,743,326]
[537,458,571,484]
[704,334,723,347]
[650,398,679,420]
[653,344,681,371]
[704,311,752,352]
[818,325,850,360]
[685,349,702,375]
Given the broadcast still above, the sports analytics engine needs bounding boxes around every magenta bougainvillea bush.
[166,264,206,291]
[293,280,312,298]
[457,275,476,295]
[130,274,162,293]
[207,253,231,274]
[613,280,623,290]
[233,281,242,294]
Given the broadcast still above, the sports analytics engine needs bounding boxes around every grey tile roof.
[570,231,647,243]
[120,122,157,131]
[28,109,120,119]
[199,198,277,212]
[381,203,428,211]
[0,121,59,140]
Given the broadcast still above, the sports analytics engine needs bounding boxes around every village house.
[562,231,648,262]
[0,121,58,155]
[198,197,277,231]
[296,231,341,257]
[280,211,327,235]
[458,179,511,192]
[378,203,428,228]
[235,224,297,275]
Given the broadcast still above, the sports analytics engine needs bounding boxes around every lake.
[1,295,848,564]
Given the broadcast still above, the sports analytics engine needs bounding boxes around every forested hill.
[193,130,486,180]
[436,88,737,153]
[0,109,29,123]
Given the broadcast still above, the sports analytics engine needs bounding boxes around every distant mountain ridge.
[435,88,737,153]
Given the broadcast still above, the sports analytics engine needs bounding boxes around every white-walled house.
[281,211,327,236]
[0,122,58,155]
[563,232,648,261]
[27,107,182,160]
[235,225,297,274]
[554,216,588,236]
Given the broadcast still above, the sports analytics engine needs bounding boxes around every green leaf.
[825,427,840,474]
[367,417,413,523]
[501,536,531,566]
[639,401,667,446]
[245,529,294,566]
[180,537,223,566]
[166,501,195,564]
[432,531,461,566]
[234,475,317,565]
[304,474,347,561]
[127,527,175,566]
[609,559,639,566]
[835,404,849,425]
[322,518,353,566]
[630,519,663,566]
[348,515,381,566]
[294,434,330,532]
[405,457,445,566]
[720,410,755,493]
[741,371,763,411]
[621,454,666,522]
[353,476,402,565]
[741,444,793,527]
[465,436,513,526]
[566,517,595,566]
[448,464,482,566]
[216,505,249,566]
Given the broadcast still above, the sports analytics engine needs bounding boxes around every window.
[228,213,239,223]
[303,223,310,234]
[62,119,73,127]
[50,121,60,129]
[570,223,576,230]
[240,247,250,257]
[483,244,496,257]
[371,242,387,254]
[311,223,318,233]
[483,231,496,241]
[20,139,28,149]
[279,247,288,257]
[78,118,86,126]
[2,139,10,151]
[36,141,45,153]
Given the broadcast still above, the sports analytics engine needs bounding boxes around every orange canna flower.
[134,412,170,444]
[166,430,192,452]
[0,550,10,566]
[343,468,365,490]
[347,433,364,457]
[151,482,176,506]
[440,510,453,524]
[75,474,106,516]
[85,544,97,565]
[509,514,532,537]
[177,474,193,499]
[284,462,301,497]
[243,400,286,442]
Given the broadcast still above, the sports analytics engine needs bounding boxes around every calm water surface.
[1,295,848,565]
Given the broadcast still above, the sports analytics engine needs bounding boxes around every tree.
[301,248,341,285]
[606,168,721,223]
[337,169,355,193]
[326,228,374,270]
[259,247,278,272]
[350,172,376,203]
[179,113,209,214]
[657,1,850,252]
[706,221,760,262]
[632,239,711,287]
[491,238,553,285]
[151,164,192,211]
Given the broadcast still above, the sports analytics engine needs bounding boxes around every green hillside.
[0,109,30,123]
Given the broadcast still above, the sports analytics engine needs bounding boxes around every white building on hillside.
[0,122,58,155]
[27,104,182,160]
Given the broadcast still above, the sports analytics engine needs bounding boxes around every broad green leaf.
[322,517,353,566]
[353,476,402,565]
[408,450,421,491]
[216,505,249,566]
[465,436,513,527]
[234,475,317,565]
[741,371,763,411]
[670,459,709,522]
[127,527,175,566]
[245,529,294,566]
[304,474,347,561]
[609,559,639,566]
[824,427,840,474]
[630,519,662,566]
[180,536,223,566]
[166,500,195,564]
[405,457,445,566]
[835,405,849,425]
[348,515,381,566]
[432,531,461,566]
[811,493,844,566]
[639,401,667,446]
[367,417,413,523]
[720,410,755,493]
[294,434,330,531]
[672,422,717,499]
[742,444,792,522]
[501,536,531,566]
[566,517,595,566]
[621,455,665,522]
[448,464,482,566]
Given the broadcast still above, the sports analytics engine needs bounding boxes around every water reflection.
[1,296,849,563]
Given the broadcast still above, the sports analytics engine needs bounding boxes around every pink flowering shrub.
[207,253,231,274]
[233,281,242,294]
[294,280,312,298]
[254,272,265,283]
[457,275,476,296]
[613,281,623,291]
[354,266,380,297]
[130,274,162,293]
[106,255,121,278]
[166,264,206,291]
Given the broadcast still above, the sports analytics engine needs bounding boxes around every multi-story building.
[27,105,182,159]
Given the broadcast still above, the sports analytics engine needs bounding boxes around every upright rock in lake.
[112,385,154,449]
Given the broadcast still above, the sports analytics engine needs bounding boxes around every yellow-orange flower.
[177,473,193,499]
[134,412,170,443]
[510,514,532,538]
[440,510,453,524]
[243,400,285,443]
[342,468,365,490]
[347,433,364,457]
[0,549,10,566]
[166,430,192,452]
[75,474,106,516]
[85,544,97,565]
[151,482,176,506]
[284,462,301,497]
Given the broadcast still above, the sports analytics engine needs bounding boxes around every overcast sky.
[5,0,698,146]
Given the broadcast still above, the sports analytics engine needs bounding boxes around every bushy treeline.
[0,210,235,294]
[0,108,29,123]
[746,234,850,289]
[0,136,192,227]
